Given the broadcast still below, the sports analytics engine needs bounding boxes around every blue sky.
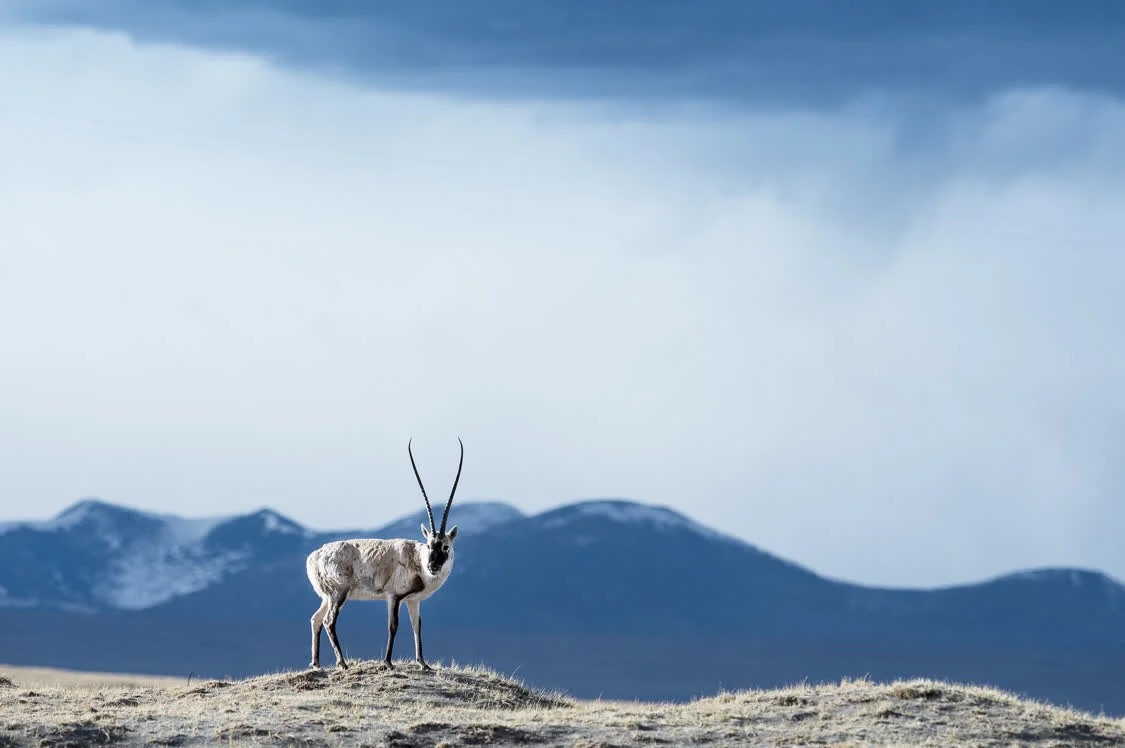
[1,2,1123,587]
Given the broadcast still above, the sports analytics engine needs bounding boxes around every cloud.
[1,22,1124,587]
[11,0,1125,106]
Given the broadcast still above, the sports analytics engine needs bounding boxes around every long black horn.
[439,437,464,534]
[409,438,436,533]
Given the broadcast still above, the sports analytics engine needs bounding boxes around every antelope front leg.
[383,596,401,669]
[406,599,431,670]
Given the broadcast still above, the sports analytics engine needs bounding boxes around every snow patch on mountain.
[0,494,119,537]
[94,509,309,609]
[448,502,524,533]
[3,500,132,550]
[99,547,250,610]
[162,515,227,544]
[257,509,306,535]
[92,514,251,609]
[0,499,270,610]
[543,500,729,541]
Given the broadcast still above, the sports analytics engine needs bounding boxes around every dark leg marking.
[387,577,427,669]
[384,595,402,667]
[324,596,348,670]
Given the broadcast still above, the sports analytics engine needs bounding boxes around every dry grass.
[0,665,185,691]
[0,661,1122,746]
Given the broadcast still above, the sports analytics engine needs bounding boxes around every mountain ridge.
[0,497,528,612]
[2,496,1123,619]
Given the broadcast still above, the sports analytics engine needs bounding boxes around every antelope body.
[306,439,463,670]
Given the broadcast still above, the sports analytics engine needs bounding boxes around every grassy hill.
[1,662,1122,746]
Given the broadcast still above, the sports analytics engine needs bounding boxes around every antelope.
[306,438,463,671]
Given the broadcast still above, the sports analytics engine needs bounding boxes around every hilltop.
[0,662,1122,746]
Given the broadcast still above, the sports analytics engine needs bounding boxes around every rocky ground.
[1,660,1123,746]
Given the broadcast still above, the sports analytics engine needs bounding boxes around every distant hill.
[1,498,1124,712]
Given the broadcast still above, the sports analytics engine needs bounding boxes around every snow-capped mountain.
[0,500,299,610]
[0,498,521,612]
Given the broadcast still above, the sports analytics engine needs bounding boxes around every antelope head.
[410,437,463,575]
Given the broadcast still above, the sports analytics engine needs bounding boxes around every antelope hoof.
[382,660,395,670]
[335,661,349,671]
[417,660,432,672]
[308,662,322,670]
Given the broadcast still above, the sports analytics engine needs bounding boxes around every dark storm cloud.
[14,0,1125,105]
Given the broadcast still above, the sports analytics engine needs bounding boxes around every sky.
[1,2,1124,588]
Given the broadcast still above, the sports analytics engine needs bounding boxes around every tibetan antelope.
[306,438,463,670]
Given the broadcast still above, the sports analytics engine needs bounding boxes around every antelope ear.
[420,523,431,540]
[448,525,458,540]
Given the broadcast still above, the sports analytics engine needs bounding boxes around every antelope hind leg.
[309,597,330,669]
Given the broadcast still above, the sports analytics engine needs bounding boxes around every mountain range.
[2,498,1124,713]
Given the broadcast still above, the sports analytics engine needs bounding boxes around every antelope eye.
[442,545,449,552]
